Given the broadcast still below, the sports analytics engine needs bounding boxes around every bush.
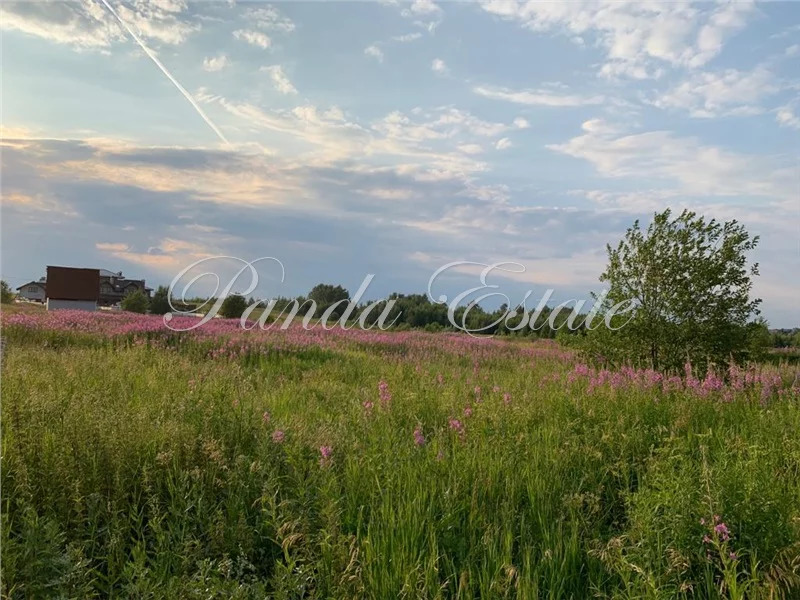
[149,286,171,315]
[220,294,248,319]
[1,280,14,304]
[121,289,149,314]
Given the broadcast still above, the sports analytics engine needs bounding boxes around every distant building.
[46,266,100,311]
[16,277,46,302]
[98,269,151,307]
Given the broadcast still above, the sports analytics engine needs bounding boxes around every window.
[28,286,38,292]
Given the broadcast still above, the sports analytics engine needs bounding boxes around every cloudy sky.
[1,0,798,325]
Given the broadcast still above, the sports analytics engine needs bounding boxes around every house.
[16,277,46,302]
[98,269,151,306]
[46,266,99,311]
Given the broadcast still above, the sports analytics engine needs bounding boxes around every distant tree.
[149,286,171,315]
[121,289,149,314]
[582,209,762,372]
[220,294,248,319]
[746,318,772,362]
[307,284,350,318]
[1,280,14,304]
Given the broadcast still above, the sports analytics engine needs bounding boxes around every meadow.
[2,308,800,599]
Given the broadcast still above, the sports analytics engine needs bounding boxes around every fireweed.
[2,308,800,598]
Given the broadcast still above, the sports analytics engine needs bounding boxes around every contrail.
[98,0,231,147]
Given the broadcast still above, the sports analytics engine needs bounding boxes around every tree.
[1,280,14,304]
[220,294,248,319]
[582,209,761,372]
[307,284,350,318]
[121,289,149,314]
[149,286,171,315]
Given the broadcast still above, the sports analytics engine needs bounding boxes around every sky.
[1,0,798,326]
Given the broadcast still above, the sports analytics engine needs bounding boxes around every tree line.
[3,210,796,372]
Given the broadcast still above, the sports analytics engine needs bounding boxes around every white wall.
[47,299,97,311]
[18,286,45,302]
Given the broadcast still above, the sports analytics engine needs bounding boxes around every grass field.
[2,309,800,599]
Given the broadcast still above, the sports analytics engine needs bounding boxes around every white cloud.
[474,85,604,106]
[403,0,441,16]
[431,58,448,74]
[203,54,230,72]
[233,29,271,49]
[243,5,295,32]
[785,44,800,57]
[495,137,513,150]
[392,32,422,42]
[364,45,384,62]
[776,105,800,130]
[0,0,197,49]
[651,67,779,117]
[513,117,530,129]
[261,65,297,94]
[457,144,483,154]
[481,1,756,79]
[548,118,795,200]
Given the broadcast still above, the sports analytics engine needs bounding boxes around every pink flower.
[319,445,333,466]
[272,430,285,443]
[502,392,511,406]
[413,426,425,447]
[463,406,473,417]
[448,418,464,435]
[714,522,730,541]
[378,380,392,407]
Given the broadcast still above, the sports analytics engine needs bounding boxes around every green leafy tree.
[121,289,149,314]
[582,209,761,372]
[1,280,14,304]
[149,286,171,315]
[307,284,350,318]
[220,294,248,319]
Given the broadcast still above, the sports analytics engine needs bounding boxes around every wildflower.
[378,380,391,407]
[272,430,285,443]
[463,406,473,417]
[262,411,271,424]
[703,535,711,544]
[362,399,374,413]
[413,426,425,447]
[448,418,464,435]
[729,552,737,560]
[700,518,705,525]
[503,392,511,406]
[319,445,333,466]
[714,522,730,541]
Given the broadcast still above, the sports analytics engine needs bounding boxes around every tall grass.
[2,315,799,598]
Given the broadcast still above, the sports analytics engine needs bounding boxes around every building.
[98,269,151,306]
[16,277,46,302]
[46,266,100,311]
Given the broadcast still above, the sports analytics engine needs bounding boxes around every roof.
[46,266,100,301]
[16,281,45,290]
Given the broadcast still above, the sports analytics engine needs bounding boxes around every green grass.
[2,328,799,599]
